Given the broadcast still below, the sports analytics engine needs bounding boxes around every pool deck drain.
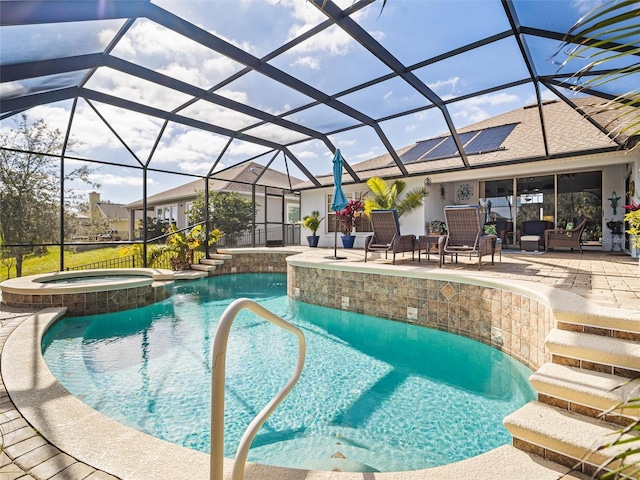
[2,248,637,479]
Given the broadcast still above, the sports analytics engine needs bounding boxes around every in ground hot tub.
[0,268,175,315]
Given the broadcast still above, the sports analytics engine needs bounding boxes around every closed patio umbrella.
[328,149,348,259]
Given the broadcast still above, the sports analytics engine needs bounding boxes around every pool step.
[504,401,640,476]
[554,309,640,337]
[190,263,217,273]
[199,258,225,266]
[546,328,640,376]
[529,363,639,424]
[208,253,233,260]
[173,270,208,280]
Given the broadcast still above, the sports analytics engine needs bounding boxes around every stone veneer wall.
[211,250,292,276]
[288,264,553,371]
[1,282,174,316]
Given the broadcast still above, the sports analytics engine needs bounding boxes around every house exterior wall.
[299,150,640,257]
[602,164,627,251]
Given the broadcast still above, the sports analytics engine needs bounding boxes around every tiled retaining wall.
[288,264,553,371]
[1,281,174,316]
[212,249,293,275]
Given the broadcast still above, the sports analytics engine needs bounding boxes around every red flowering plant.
[336,199,365,236]
[624,199,640,212]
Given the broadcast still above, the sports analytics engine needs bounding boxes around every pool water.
[41,275,149,284]
[42,273,535,472]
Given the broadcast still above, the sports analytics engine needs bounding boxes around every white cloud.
[291,56,320,70]
[296,150,318,159]
[524,88,557,106]
[153,129,228,165]
[572,0,605,14]
[337,139,357,147]
[383,91,394,101]
[427,77,461,94]
[452,92,520,125]
[89,173,143,187]
[465,92,519,106]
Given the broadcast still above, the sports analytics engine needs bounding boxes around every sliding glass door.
[481,171,602,247]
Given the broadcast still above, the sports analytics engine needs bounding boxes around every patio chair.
[519,220,554,251]
[439,205,497,270]
[364,209,416,264]
[545,218,588,253]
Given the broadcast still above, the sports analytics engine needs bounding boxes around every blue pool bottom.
[42,273,535,472]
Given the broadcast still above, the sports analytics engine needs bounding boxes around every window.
[557,171,602,242]
[327,191,372,233]
[287,204,300,224]
[516,175,555,226]
[156,205,178,225]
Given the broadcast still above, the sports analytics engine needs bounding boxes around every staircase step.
[530,363,639,420]
[555,309,640,336]
[199,259,224,266]
[504,401,640,474]
[190,264,216,272]
[546,329,640,374]
[172,270,208,280]
[208,253,233,260]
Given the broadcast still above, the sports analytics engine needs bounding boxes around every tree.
[363,176,428,217]
[0,114,97,277]
[187,190,254,241]
[139,216,168,243]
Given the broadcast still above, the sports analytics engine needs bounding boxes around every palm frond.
[554,0,640,149]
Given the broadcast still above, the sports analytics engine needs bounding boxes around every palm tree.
[555,0,640,148]
[558,4,640,476]
[364,176,427,217]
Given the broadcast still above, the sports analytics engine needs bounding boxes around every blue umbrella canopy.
[331,149,348,213]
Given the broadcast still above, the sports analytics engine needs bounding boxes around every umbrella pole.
[326,212,346,260]
[334,214,338,258]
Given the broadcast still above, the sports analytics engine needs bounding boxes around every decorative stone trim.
[287,261,552,371]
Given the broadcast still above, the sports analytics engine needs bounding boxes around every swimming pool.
[42,273,535,473]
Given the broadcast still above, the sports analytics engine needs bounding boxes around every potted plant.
[483,224,497,235]
[337,199,364,248]
[606,220,623,235]
[301,210,323,247]
[427,220,447,235]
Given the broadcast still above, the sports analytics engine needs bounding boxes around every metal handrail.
[210,298,306,480]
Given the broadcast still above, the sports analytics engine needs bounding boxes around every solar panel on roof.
[465,123,517,154]
[424,131,477,159]
[400,137,445,163]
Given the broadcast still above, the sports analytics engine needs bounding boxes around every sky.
[0,0,615,205]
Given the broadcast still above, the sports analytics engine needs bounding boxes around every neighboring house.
[87,192,131,240]
[70,192,142,241]
[126,162,303,244]
[296,99,640,256]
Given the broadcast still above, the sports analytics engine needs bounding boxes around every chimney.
[89,192,100,221]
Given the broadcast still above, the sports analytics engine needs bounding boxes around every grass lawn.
[0,246,125,282]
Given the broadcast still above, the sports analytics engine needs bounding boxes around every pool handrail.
[210,297,306,480]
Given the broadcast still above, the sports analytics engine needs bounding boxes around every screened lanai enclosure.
[1,0,638,276]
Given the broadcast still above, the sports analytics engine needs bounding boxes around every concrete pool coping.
[0,268,175,295]
[1,264,606,479]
